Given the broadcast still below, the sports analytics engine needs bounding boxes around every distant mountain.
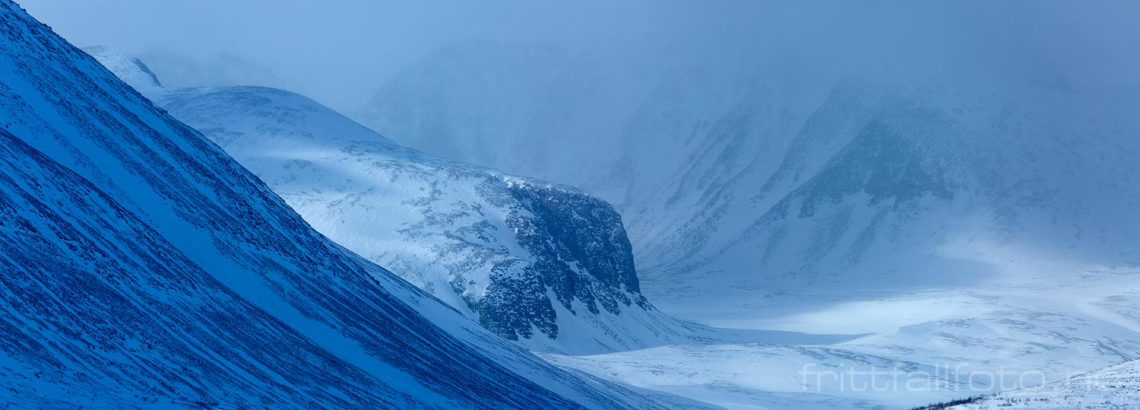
[0,1,689,407]
[358,42,1140,310]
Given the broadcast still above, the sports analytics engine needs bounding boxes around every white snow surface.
[946,359,1140,409]
[542,265,1140,409]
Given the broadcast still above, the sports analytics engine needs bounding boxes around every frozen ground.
[544,263,1140,409]
[949,359,1140,409]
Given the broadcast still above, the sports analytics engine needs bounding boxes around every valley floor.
[541,265,1140,409]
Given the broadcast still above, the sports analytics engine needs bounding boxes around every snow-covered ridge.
[0,2,693,407]
[77,45,698,355]
[148,84,691,354]
[81,45,163,95]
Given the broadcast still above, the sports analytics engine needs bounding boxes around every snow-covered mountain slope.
[80,46,163,96]
[664,79,1140,302]
[947,359,1140,409]
[82,47,703,355]
[153,85,690,354]
[84,46,284,94]
[0,2,694,407]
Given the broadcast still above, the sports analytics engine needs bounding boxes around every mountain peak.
[82,45,164,95]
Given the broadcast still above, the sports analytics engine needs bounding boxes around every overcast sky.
[18,0,675,111]
[17,0,1140,113]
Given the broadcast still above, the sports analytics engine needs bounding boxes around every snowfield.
[542,265,1140,409]
[949,359,1140,409]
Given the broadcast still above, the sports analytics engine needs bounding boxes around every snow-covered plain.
[544,265,1140,408]
[948,359,1140,409]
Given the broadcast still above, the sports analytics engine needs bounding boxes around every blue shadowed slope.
[0,1,687,408]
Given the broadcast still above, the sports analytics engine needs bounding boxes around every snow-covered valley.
[85,38,1140,410]
[328,11,1140,404]
[545,265,1140,408]
[350,39,1140,408]
[81,49,1140,409]
[8,0,1140,408]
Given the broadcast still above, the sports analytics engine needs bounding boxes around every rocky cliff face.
[481,180,649,341]
[147,85,686,354]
